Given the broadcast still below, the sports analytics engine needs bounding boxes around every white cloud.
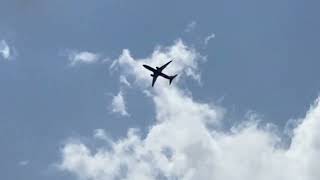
[58,40,320,180]
[120,75,131,87]
[68,51,99,66]
[0,40,11,60]
[184,21,197,33]
[18,160,29,166]
[110,91,129,116]
[93,129,109,141]
[204,33,215,46]
[112,39,203,85]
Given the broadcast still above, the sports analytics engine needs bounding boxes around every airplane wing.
[158,60,172,71]
[152,75,158,87]
[143,64,156,72]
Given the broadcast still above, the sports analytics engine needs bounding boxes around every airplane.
[143,60,178,87]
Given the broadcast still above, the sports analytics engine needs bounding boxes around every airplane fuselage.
[143,65,170,80]
[143,60,177,87]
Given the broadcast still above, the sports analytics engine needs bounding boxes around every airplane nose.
[143,65,149,69]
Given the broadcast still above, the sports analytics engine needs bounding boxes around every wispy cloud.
[110,91,129,116]
[120,75,131,87]
[18,160,29,166]
[68,51,99,66]
[0,40,11,60]
[93,129,109,141]
[184,21,197,33]
[58,40,320,180]
[204,33,215,46]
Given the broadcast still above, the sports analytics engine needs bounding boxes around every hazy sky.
[1,1,320,180]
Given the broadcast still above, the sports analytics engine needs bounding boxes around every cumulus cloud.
[204,33,215,46]
[0,40,11,60]
[58,40,320,180]
[111,39,203,85]
[110,91,129,116]
[68,51,99,66]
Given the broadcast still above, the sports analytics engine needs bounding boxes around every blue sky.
[1,0,320,180]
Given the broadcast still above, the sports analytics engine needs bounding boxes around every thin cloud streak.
[204,33,215,46]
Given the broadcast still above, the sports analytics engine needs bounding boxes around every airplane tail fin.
[169,74,178,85]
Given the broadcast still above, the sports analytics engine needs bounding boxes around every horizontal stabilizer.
[169,74,178,85]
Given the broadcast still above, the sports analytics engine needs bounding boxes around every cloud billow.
[58,40,320,180]
[110,91,129,117]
